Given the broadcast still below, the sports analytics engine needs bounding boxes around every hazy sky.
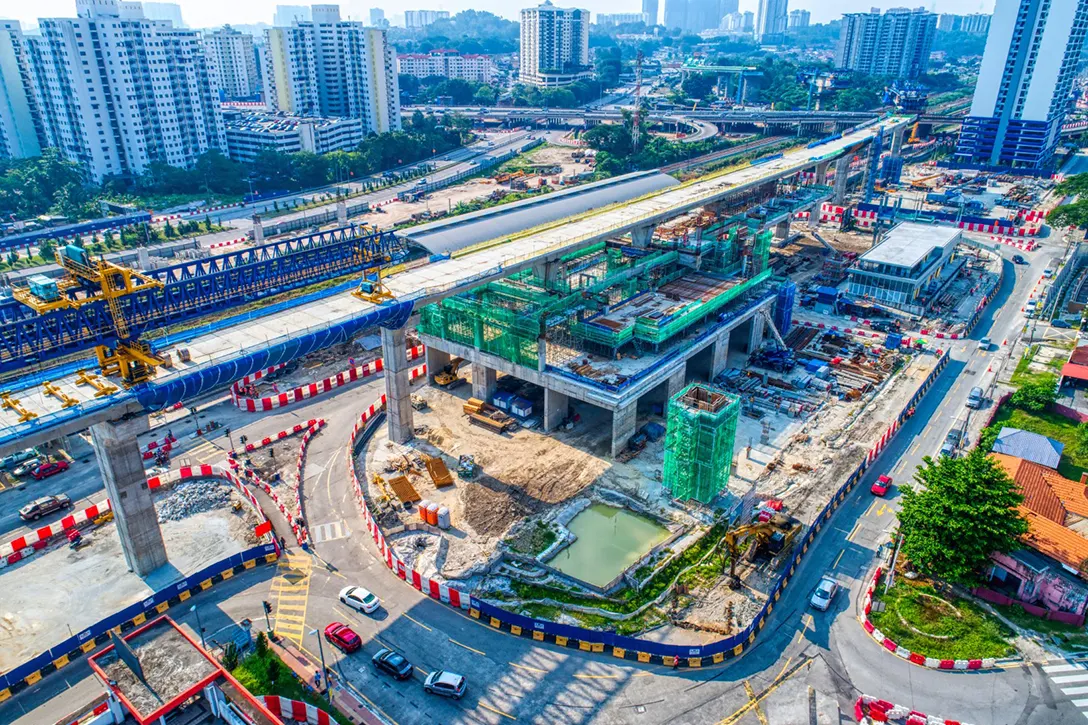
[7,0,997,30]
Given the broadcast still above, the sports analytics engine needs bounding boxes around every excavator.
[723,512,802,588]
[432,357,466,389]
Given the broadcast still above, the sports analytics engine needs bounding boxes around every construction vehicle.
[433,357,465,388]
[410,394,428,411]
[616,431,648,463]
[723,512,802,588]
[463,398,519,434]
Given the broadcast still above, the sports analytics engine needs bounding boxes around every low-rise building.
[222,109,364,162]
[846,222,962,313]
[397,50,496,83]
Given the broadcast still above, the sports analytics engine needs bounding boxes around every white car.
[809,576,839,611]
[340,585,380,614]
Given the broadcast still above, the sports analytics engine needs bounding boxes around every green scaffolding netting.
[662,383,740,504]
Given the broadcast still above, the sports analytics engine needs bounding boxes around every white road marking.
[310,520,351,544]
[1045,664,1086,674]
[1061,686,1088,696]
[1052,673,1088,684]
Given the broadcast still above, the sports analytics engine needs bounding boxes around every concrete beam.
[666,367,687,401]
[381,326,414,444]
[710,329,731,380]
[472,363,498,402]
[611,401,638,459]
[90,416,168,577]
[544,388,570,432]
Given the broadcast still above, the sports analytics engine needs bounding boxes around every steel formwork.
[663,383,740,504]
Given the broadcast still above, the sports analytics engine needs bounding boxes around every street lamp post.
[190,605,206,649]
[309,628,329,701]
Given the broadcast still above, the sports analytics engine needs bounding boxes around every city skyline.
[4,0,997,31]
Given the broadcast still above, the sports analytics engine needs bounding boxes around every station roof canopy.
[399,170,679,256]
[858,222,961,270]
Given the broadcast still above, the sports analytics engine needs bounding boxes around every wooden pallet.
[425,456,455,487]
[388,475,421,503]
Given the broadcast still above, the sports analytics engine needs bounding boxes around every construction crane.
[12,244,165,384]
[432,357,465,388]
[722,513,802,588]
[632,50,644,153]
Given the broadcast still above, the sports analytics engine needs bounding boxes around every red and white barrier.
[152,213,183,223]
[1,498,112,566]
[793,210,811,220]
[230,345,425,412]
[859,566,996,671]
[208,237,249,249]
[346,363,472,611]
[855,695,974,725]
[988,235,1038,251]
[240,419,322,453]
[262,696,336,725]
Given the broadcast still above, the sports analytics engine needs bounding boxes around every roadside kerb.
[855,694,975,725]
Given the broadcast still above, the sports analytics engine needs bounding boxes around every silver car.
[810,576,839,611]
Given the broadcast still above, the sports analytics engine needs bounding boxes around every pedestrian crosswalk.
[180,440,223,464]
[1043,660,1088,718]
[270,553,312,645]
[309,520,351,544]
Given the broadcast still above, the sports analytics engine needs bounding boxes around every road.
[2,237,1082,725]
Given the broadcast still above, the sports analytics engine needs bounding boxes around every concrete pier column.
[544,388,570,432]
[814,160,830,185]
[710,330,731,380]
[611,401,639,459]
[748,314,766,353]
[774,218,791,242]
[425,346,450,380]
[531,260,559,288]
[666,367,687,401]
[890,125,905,156]
[381,326,414,443]
[336,200,347,225]
[472,363,497,402]
[832,155,850,203]
[252,217,264,244]
[631,224,655,248]
[41,435,74,454]
[90,416,168,577]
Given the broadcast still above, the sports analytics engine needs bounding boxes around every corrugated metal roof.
[401,170,680,256]
[993,427,1064,470]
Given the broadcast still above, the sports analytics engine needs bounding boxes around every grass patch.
[231,649,352,725]
[1010,345,1057,387]
[869,580,1015,660]
[989,405,1088,480]
[994,604,1088,649]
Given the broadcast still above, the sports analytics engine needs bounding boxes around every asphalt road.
[3,236,1084,725]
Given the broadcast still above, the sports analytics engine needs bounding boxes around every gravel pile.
[156,480,234,522]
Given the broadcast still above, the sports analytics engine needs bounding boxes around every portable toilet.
[437,506,451,530]
[425,501,440,526]
[418,499,432,523]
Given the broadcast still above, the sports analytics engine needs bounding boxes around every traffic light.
[262,600,272,614]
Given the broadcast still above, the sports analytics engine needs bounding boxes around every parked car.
[372,648,413,680]
[1012,254,1026,265]
[423,671,467,699]
[940,441,957,458]
[19,493,72,522]
[978,337,991,351]
[339,585,380,614]
[1052,319,1073,329]
[323,623,361,654]
[12,455,45,477]
[809,576,839,611]
[966,386,984,409]
[31,460,70,480]
[1,447,39,470]
[870,474,892,496]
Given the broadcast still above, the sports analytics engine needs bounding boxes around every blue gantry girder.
[0,224,408,375]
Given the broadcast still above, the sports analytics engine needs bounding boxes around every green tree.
[1048,200,1088,229]
[163,220,175,238]
[39,239,57,262]
[1011,374,1057,411]
[681,73,715,101]
[899,448,1029,586]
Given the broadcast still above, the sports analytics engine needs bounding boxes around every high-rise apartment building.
[142,2,185,27]
[405,10,451,28]
[0,21,41,159]
[835,7,937,79]
[205,26,261,101]
[643,0,659,26]
[370,8,389,27]
[955,0,1088,170]
[596,13,651,26]
[663,0,732,32]
[398,50,495,82]
[788,9,810,29]
[519,1,591,87]
[264,5,400,134]
[274,5,311,25]
[755,0,788,42]
[26,0,225,181]
[937,13,992,34]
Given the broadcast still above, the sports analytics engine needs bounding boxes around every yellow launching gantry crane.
[11,245,165,385]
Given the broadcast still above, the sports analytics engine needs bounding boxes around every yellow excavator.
[432,357,465,389]
[723,512,802,588]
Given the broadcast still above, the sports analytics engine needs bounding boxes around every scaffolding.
[663,383,740,504]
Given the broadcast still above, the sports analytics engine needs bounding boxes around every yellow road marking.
[449,639,486,657]
[509,662,548,674]
[344,678,400,725]
[832,551,844,569]
[716,660,810,725]
[414,666,431,677]
[403,613,433,631]
[801,615,814,634]
[334,606,356,622]
[876,503,890,517]
[271,554,312,645]
[773,657,793,682]
[863,500,878,517]
[845,522,861,543]
[744,681,770,725]
[907,441,921,456]
[479,702,517,721]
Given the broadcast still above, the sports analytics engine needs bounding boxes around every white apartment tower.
[755,0,788,42]
[264,5,400,134]
[788,9,810,29]
[0,21,42,159]
[205,26,261,100]
[835,7,937,79]
[519,1,591,87]
[27,0,226,181]
[955,0,1088,170]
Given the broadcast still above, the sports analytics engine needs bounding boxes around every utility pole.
[632,50,644,154]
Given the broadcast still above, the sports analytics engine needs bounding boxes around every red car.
[31,460,70,480]
[324,623,361,654]
[870,474,892,496]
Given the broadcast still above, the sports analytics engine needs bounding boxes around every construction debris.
[156,480,234,522]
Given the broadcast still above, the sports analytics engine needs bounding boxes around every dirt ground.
[522,144,596,179]
[0,506,252,670]
[356,179,501,229]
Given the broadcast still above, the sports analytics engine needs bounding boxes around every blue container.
[492,391,516,411]
[642,422,666,442]
[885,333,903,350]
[27,274,59,302]
[804,359,824,374]
[511,396,533,417]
